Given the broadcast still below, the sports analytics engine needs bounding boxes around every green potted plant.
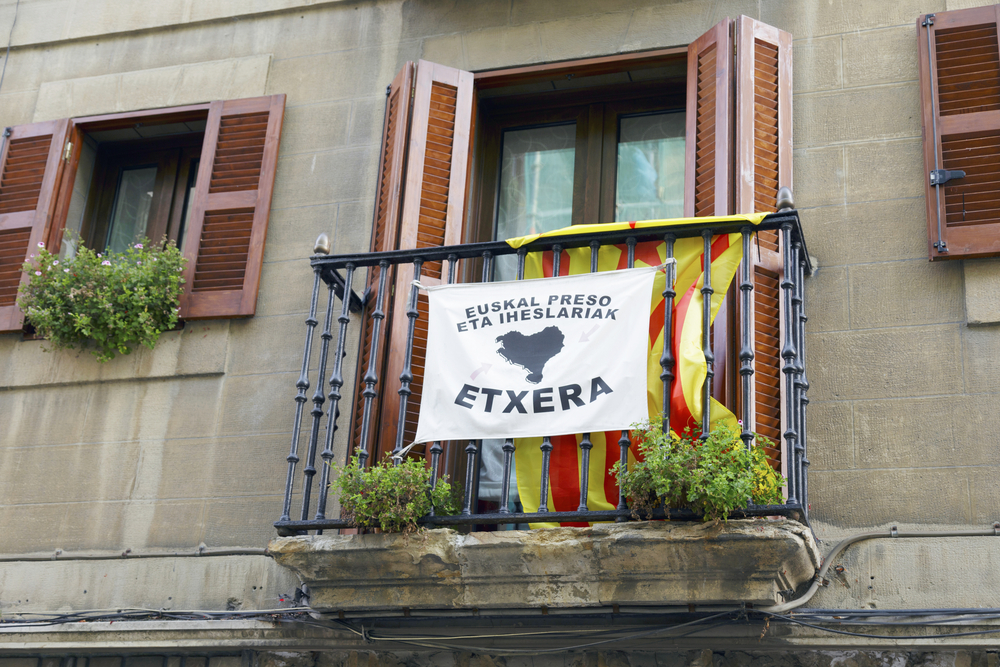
[611,419,786,522]
[18,238,186,362]
[333,454,461,534]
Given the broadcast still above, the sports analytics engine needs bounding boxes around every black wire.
[756,611,1000,641]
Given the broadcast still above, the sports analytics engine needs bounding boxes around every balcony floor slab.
[268,518,821,612]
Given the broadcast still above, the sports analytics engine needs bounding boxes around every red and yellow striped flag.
[504,215,766,525]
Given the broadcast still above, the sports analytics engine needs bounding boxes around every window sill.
[268,518,820,612]
[0,320,229,389]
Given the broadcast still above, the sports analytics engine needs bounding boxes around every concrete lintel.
[268,519,822,612]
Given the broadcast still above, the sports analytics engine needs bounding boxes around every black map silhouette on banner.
[495,326,565,384]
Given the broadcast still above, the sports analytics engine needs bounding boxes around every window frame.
[470,80,688,247]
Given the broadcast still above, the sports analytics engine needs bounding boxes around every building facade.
[1,0,999,664]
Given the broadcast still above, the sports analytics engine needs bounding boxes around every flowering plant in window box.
[612,419,785,522]
[18,238,186,362]
[333,454,462,535]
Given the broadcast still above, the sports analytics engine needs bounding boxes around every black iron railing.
[274,211,811,535]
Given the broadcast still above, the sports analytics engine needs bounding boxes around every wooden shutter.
[685,19,734,218]
[918,6,1000,260]
[179,94,285,319]
[349,62,415,462]
[733,17,793,472]
[0,119,71,332]
[376,60,474,459]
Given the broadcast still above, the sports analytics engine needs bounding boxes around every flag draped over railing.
[504,215,767,524]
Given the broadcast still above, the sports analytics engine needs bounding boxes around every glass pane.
[495,123,575,281]
[615,111,685,222]
[106,165,157,253]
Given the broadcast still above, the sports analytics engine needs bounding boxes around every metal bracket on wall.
[930,169,965,186]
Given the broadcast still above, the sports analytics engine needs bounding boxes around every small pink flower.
[102,260,111,266]
[135,243,143,249]
[97,253,102,258]
[37,242,44,248]
[136,261,141,265]
[64,268,70,273]
[34,271,41,276]
[52,260,59,265]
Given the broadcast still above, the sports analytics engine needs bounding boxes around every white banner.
[413,266,659,444]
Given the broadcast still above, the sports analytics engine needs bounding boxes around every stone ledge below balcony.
[267,518,821,612]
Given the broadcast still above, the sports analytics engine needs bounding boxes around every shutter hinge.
[934,240,949,252]
[63,141,73,162]
[922,13,935,27]
[386,84,392,97]
[930,169,965,186]
[2,127,11,138]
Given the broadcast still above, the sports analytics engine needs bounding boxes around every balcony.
[268,210,819,613]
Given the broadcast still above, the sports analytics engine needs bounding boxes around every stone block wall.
[0,0,998,618]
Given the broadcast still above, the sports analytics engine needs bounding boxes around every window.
[473,80,687,281]
[918,5,1000,260]
[350,17,792,469]
[0,94,285,333]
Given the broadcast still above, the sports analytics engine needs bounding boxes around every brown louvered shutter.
[0,119,71,332]
[349,63,415,463]
[918,6,1000,259]
[685,19,733,218]
[733,16,793,472]
[179,94,285,318]
[375,60,474,459]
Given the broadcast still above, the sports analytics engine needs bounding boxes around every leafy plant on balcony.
[611,419,785,522]
[333,454,461,534]
[18,238,186,363]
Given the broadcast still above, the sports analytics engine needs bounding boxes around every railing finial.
[776,187,794,212]
[314,233,331,255]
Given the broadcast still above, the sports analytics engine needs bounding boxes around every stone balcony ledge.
[268,518,820,612]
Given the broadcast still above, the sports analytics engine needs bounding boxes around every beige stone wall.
[0,0,999,614]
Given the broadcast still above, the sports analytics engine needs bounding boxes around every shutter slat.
[179,95,285,318]
[0,119,70,332]
[350,62,414,463]
[377,60,473,460]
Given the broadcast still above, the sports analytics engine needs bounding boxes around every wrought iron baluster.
[301,275,336,521]
[661,233,676,432]
[428,254,460,516]
[393,259,424,458]
[552,244,562,276]
[482,250,493,282]
[516,247,526,280]
[790,237,805,511]
[617,236,638,517]
[739,228,755,453]
[428,441,443,517]
[538,437,553,512]
[780,222,799,505]
[281,268,321,523]
[796,243,810,517]
[358,261,390,469]
[577,432,592,511]
[315,264,355,521]
[583,240,599,514]
[700,230,714,439]
[498,438,515,513]
[462,440,479,516]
